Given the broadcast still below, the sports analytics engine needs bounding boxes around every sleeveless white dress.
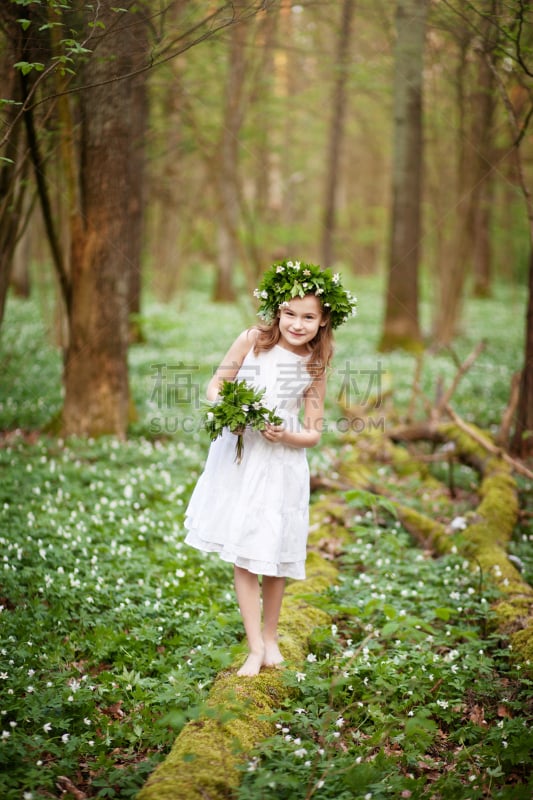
[184,345,313,579]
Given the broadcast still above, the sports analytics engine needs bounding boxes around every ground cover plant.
[237,508,532,799]
[0,274,531,798]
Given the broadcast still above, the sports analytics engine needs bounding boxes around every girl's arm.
[263,375,326,449]
[206,328,258,401]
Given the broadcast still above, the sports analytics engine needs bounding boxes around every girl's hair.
[253,303,334,379]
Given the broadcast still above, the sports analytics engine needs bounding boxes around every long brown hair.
[253,305,334,379]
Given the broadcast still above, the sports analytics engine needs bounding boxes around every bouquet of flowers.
[204,379,283,463]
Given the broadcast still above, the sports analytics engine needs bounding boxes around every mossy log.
[138,522,339,800]
[394,502,452,553]
[390,421,533,663]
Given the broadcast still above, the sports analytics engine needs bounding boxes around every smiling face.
[277,294,326,353]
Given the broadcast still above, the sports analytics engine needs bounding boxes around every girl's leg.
[261,575,286,667]
[234,566,264,676]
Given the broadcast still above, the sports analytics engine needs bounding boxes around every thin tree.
[471,4,498,298]
[379,0,429,352]
[441,0,533,454]
[321,0,356,269]
[0,7,29,325]
[212,13,248,302]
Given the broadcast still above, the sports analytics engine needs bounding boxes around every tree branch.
[445,403,533,480]
[431,339,487,421]
[21,76,71,313]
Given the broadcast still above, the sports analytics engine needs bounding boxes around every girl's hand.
[261,423,285,443]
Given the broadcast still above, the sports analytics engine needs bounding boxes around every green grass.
[0,275,531,798]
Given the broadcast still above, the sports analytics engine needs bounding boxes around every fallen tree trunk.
[390,420,533,656]
[138,547,339,800]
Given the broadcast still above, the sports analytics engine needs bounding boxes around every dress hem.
[184,530,306,580]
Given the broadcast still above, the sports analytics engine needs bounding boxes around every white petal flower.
[450,516,467,531]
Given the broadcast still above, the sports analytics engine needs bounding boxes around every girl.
[184,260,356,676]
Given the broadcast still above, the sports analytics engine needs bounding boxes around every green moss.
[139,523,340,800]
[304,549,339,582]
[395,503,452,554]
[310,497,348,524]
[511,626,533,667]
[377,332,424,354]
[338,461,373,487]
[390,421,532,669]
[439,422,504,475]
[389,446,425,477]
[471,472,519,544]
[495,598,533,626]
[138,659,296,800]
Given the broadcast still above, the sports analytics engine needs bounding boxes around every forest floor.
[0,274,531,799]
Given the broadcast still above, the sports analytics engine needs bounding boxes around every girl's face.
[277,294,325,353]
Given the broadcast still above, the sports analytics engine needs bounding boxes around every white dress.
[184,345,313,579]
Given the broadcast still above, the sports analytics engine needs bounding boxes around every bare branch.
[0,2,274,150]
[432,339,487,420]
[445,404,533,480]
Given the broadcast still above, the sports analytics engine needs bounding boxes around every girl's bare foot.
[237,649,264,677]
[263,640,285,668]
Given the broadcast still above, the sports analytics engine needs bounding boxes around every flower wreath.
[253,260,357,329]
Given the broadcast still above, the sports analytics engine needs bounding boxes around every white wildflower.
[450,516,467,531]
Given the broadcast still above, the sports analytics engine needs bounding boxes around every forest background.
[0,0,532,452]
[1,1,533,799]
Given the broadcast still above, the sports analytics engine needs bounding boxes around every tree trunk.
[472,7,497,298]
[11,221,31,298]
[126,28,149,343]
[245,5,279,279]
[212,13,248,302]
[379,0,428,352]
[0,129,28,324]
[512,245,533,457]
[0,17,29,326]
[62,3,147,437]
[478,22,533,457]
[432,37,473,346]
[321,0,356,269]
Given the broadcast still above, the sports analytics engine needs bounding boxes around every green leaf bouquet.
[204,379,283,463]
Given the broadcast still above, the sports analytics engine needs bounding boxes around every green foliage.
[13,60,45,75]
[238,518,532,799]
[345,488,398,520]
[204,379,282,462]
[0,277,530,797]
[0,432,242,797]
[254,261,358,330]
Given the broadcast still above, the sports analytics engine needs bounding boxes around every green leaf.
[14,61,45,75]
[434,607,455,621]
